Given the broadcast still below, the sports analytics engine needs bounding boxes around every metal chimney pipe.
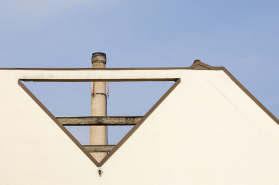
[90,52,107,162]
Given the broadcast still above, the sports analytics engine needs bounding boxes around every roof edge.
[221,67,279,125]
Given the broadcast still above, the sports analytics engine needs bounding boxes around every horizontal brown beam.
[83,145,115,152]
[57,116,142,126]
[21,78,178,82]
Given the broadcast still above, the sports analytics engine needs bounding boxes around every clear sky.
[1,0,278,145]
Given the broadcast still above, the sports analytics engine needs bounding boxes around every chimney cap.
[92,52,106,57]
[92,52,106,64]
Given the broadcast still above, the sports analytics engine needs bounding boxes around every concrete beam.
[57,116,142,126]
[83,145,115,152]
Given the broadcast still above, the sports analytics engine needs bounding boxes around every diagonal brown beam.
[56,116,142,126]
[83,145,115,152]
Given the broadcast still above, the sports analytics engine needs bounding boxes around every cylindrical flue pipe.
[90,52,107,162]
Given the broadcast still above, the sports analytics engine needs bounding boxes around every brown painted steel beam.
[57,116,142,126]
[83,145,115,152]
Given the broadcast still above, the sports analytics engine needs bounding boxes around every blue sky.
[1,0,278,144]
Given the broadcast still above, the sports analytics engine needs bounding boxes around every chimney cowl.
[92,52,106,64]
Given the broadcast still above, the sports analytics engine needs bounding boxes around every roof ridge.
[190,60,213,70]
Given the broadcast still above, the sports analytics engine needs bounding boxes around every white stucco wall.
[0,68,278,184]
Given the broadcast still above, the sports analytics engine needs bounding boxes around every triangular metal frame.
[18,78,181,167]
